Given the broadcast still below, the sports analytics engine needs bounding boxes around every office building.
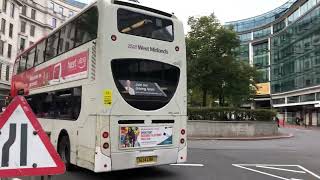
[226,0,320,126]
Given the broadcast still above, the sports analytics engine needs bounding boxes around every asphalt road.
[46,128,320,180]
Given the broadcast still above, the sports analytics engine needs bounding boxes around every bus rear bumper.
[177,145,187,163]
[111,148,179,171]
[94,147,112,173]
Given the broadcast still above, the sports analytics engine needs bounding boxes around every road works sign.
[0,96,65,177]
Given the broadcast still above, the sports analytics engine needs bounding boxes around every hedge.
[188,107,277,122]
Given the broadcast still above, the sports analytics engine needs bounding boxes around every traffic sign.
[0,96,65,178]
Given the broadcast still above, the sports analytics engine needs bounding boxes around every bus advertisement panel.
[120,126,173,148]
[12,51,88,94]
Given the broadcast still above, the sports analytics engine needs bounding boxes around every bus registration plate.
[136,156,157,165]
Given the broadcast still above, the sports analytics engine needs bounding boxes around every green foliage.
[188,107,276,122]
[187,13,259,107]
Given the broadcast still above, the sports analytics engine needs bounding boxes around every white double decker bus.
[11,0,187,172]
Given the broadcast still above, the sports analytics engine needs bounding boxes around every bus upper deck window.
[19,54,28,73]
[35,40,46,65]
[59,22,76,54]
[27,48,36,69]
[13,59,20,75]
[117,9,174,42]
[45,32,60,61]
[75,7,98,47]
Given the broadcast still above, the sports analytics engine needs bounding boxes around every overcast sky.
[77,0,288,32]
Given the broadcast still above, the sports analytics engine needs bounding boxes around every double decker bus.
[11,0,187,172]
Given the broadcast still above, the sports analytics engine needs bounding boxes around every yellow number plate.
[136,156,157,165]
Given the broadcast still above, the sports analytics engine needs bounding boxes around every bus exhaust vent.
[118,120,145,124]
[152,120,175,124]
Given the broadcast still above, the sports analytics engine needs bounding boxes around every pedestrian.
[295,117,300,125]
[299,117,303,126]
[275,116,280,127]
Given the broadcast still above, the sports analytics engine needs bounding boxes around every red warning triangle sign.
[0,96,65,178]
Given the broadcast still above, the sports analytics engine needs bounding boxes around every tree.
[187,13,258,107]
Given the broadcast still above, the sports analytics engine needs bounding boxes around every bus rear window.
[117,9,174,42]
[111,59,180,111]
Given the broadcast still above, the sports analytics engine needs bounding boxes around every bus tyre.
[58,136,74,171]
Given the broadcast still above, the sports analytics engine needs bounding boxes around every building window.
[10,3,14,18]
[30,25,35,36]
[253,42,269,69]
[7,44,12,58]
[301,93,315,102]
[0,40,4,56]
[52,18,57,28]
[288,9,300,24]
[273,20,286,34]
[5,65,9,81]
[49,2,54,10]
[235,44,249,63]
[257,68,270,83]
[20,38,26,50]
[288,96,299,104]
[20,21,26,33]
[59,7,63,15]
[31,9,36,20]
[239,33,251,42]
[272,98,285,105]
[2,0,7,13]
[1,19,6,34]
[69,11,74,17]
[253,27,271,40]
[21,5,27,16]
[0,63,2,80]
[9,23,13,38]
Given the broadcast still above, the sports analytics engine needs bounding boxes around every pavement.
[188,133,294,140]
[188,127,295,140]
[282,124,320,130]
[19,127,320,180]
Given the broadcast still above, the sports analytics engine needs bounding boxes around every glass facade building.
[253,42,270,83]
[225,0,298,33]
[271,5,320,93]
[226,0,320,126]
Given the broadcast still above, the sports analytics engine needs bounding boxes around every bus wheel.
[58,136,73,170]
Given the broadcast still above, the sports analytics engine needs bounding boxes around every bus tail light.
[180,138,185,144]
[103,143,110,149]
[102,132,109,139]
[111,35,117,41]
[181,129,185,135]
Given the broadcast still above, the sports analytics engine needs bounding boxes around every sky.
[77,0,289,31]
